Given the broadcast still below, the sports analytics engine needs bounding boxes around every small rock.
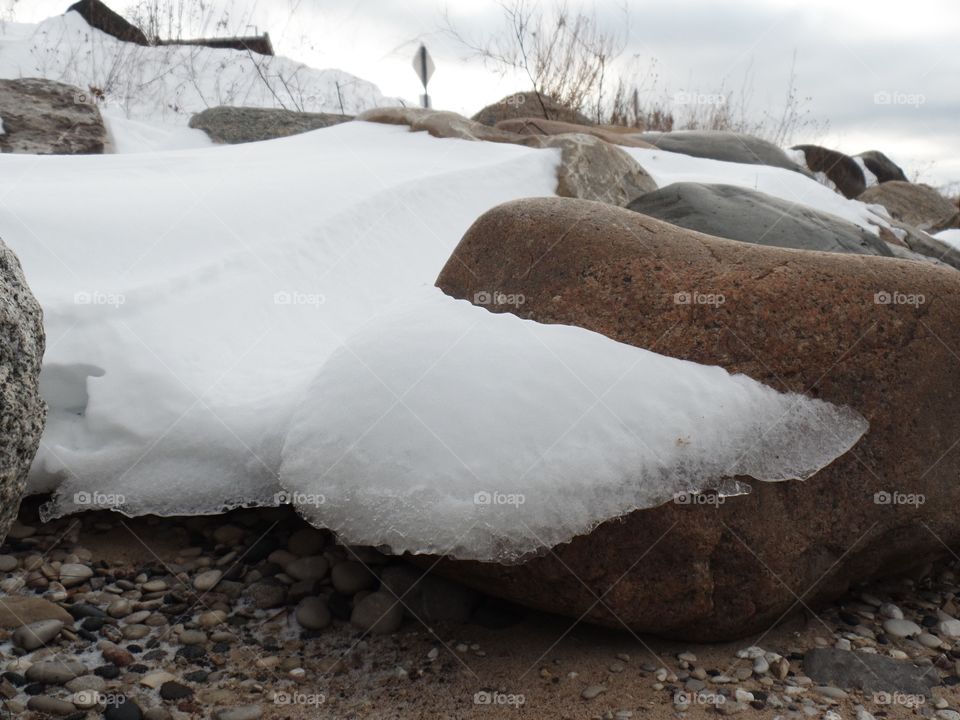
[350,592,403,635]
[581,685,606,700]
[0,554,17,572]
[25,660,87,685]
[178,630,207,645]
[295,597,331,631]
[159,680,193,700]
[331,561,376,595]
[940,619,960,638]
[213,525,246,546]
[883,618,922,638]
[918,632,942,649]
[27,696,77,715]
[12,619,63,650]
[212,706,263,720]
[100,641,134,667]
[880,603,904,620]
[285,556,329,582]
[104,696,143,720]
[58,563,93,587]
[140,671,177,689]
[193,569,223,591]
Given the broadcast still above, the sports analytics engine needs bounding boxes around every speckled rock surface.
[0,237,46,543]
[860,181,959,231]
[0,78,106,155]
[432,197,960,641]
[471,91,593,126]
[188,106,352,144]
[496,117,655,148]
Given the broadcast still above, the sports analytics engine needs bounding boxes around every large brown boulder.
[792,144,866,199]
[472,92,593,127]
[432,197,960,641]
[68,0,149,45]
[496,117,654,148]
[860,181,958,231]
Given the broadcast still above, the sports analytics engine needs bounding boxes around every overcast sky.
[13,0,960,187]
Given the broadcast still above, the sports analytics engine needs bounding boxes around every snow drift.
[281,288,867,562]
[0,117,870,562]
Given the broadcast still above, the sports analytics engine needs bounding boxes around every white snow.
[624,147,893,236]
[0,116,5,135]
[2,121,558,518]
[0,13,400,147]
[101,109,213,153]
[281,288,868,561]
[853,156,880,188]
[935,229,960,249]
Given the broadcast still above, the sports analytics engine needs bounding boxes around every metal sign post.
[412,44,435,109]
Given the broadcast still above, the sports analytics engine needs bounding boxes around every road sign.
[412,44,435,88]
[413,44,435,107]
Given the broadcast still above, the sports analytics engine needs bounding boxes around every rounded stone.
[350,592,403,635]
[331,561,376,595]
[295,597,331,631]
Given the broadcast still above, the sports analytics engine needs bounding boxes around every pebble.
[179,630,207,645]
[941,619,960,638]
[331,561,377,594]
[123,624,151,640]
[199,610,228,629]
[246,581,286,609]
[350,592,403,635]
[193,569,223,591]
[104,697,144,720]
[814,686,848,700]
[919,632,943,648]
[295,597,332,630]
[285,556,330,582]
[937,711,960,720]
[213,525,246,546]
[882,618,922,637]
[0,554,18,572]
[142,579,168,593]
[159,680,193,700]
[212,706,263,720]
[27,696,77,715]
[58,563,93,587]
[879,603,904,620]
[25,660,87,685]
[581,685,606,700]
[100,641,135,666]
[141,671,177,689]
[12,619,64,650]
[65,675,106,693]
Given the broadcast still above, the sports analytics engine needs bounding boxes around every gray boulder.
[857,150,908,183]
[638,130,808,173]
[0,238,46,544]
[472,91,593,127]
[0,78,106,154]
[188,106,352,144]
[628,182,892,256]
